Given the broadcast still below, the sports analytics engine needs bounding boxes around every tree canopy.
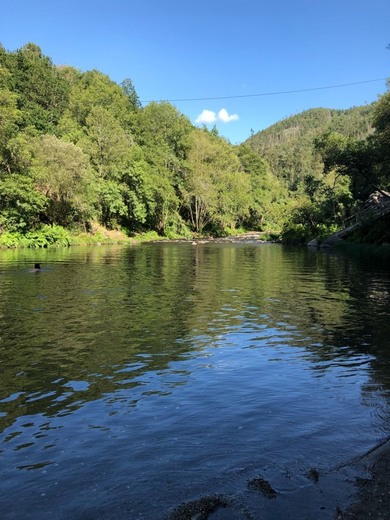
[0,43,284,239]
[0,42,388,246]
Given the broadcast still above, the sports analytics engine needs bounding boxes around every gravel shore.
[343,438,390,519]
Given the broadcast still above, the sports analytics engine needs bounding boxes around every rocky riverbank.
[343,438,390,519]
[166,438,390,519]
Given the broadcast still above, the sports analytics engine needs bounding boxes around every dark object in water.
[169,495,228,519]
[307,468,320,482]
[247,476,277,497]
[34,263,41,270]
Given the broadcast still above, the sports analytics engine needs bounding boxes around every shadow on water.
[0,243,389,519]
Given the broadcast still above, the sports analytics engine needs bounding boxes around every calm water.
[0,242,389,519]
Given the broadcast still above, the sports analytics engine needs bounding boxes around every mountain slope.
[246,105,375,189]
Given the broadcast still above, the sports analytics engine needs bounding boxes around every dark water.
[0,243,389,519]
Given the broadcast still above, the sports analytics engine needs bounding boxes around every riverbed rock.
[247,477,277,497]
[307,468,320,482]
[169,495,228,519]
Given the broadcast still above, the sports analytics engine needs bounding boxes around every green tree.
[30,135,96,227]
[132,102,192,233]
[68,69,130,126]
[371,88,390,192]
[183,129,250,233]
[0,174,46,232]
[0,66,20,174]
[315,131,381,201]
[120,78,141,110]
[81,106,132,179]
[4,43,70,132]
[237,144,287,230]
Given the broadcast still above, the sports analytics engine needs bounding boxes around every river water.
[0,242,389,519]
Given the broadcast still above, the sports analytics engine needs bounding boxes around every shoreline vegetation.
[0,44,388,252]
[0,226,280,250]
[1,225,390,252]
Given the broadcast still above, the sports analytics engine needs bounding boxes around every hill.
[245,105,375,190]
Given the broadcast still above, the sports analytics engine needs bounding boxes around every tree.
[31,135,96,227]
[315,129,384,202]
[120,78,141,110]
[237,144,287,230]
[183,129,251,233]
[81,106,133,180]
[6,43,70,132]
[371,88,390,192]
[68,69,130,126]
[132,102,193,233]
[0,129,46,232]
[0,174,46,231]
[0,66,20,173]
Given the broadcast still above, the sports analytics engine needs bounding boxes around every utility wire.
[140,77,388,103]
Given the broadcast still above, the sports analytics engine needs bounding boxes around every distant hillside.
[246,105,375,190]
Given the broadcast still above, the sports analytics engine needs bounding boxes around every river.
[0,242,389,519]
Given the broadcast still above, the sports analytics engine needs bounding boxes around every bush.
[25,225,72,248]
[281,223,312,244]
[163,214,192,239]
[0,231,24,248]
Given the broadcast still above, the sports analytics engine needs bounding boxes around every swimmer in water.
[34,263,41,270]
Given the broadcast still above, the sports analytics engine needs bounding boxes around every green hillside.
[244,99,390,245]
[0,42,284,246]
[246,106,375,190]
[0,42,388,248]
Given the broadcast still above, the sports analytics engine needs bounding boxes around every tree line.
[0,42,388,246]
[0,43,288,244]
[247,91,390,243]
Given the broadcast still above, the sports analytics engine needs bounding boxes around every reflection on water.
[0,243,389,519]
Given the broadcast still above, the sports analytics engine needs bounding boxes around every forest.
[0,43,389,247]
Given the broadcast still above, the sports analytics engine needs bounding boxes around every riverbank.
[167,440,390,520]
[343,438,390,519]
[0,223,134,249]
[0,227,277,249]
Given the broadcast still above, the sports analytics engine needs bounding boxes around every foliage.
[314,89,390,203]
[246,106,374,192]
[344,213,390,245]
[0,173,47,231]
[0,43,70,133]
[181,129,252,234]
[0,42,388,247]
[236,143,289,231]
[247,94,389,243]
[31,134,97,225]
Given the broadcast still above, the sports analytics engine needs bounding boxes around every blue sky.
[1,0,389,143]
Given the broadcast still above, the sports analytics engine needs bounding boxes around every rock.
[307,468,320,482]
[307,239,319,247]
[247,477,277,497]
[169,495,228,520]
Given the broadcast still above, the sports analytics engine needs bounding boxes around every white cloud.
[195,109,217,124]
[195,107,239,125]
[217,108,239,123]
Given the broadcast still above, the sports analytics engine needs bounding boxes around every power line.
[140,78,388,103]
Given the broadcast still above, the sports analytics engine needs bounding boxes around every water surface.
[0,243,389,519]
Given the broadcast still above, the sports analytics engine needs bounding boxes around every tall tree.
[183,129,251,233]
[4,43,70,132]
[31,135,96,227]
[120,78,141,110]
[0,65,20,174]
[132,102,192,233]
[371,87,390,192]
[68,69,130,126]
